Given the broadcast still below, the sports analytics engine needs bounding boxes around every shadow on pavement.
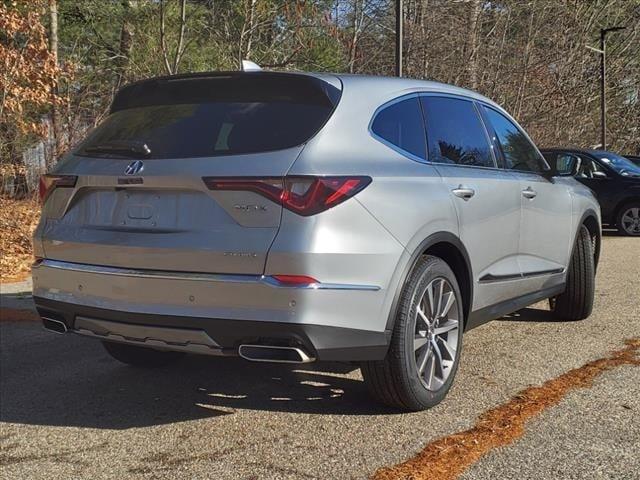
[0,318,394,431]
[497,307,558,323]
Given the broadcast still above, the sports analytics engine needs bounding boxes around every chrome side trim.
[478,268,565,284]
[37,259,380,291]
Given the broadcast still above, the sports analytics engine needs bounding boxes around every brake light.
[203,176,371,216]
[38,175,77,203]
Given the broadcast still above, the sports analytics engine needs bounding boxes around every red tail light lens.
[39,175,77,203]
[203,176,371,216]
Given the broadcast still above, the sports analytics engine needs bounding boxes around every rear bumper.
[32,259,393,361]
[34,297,390,361]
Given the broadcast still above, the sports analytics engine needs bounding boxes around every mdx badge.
[234,204,267,212]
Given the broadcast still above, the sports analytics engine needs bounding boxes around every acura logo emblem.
[124,160,144,176]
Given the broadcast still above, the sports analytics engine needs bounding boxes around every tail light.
[39,175,77,203]
[203,176,371,216]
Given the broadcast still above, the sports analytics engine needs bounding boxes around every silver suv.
[33,72,600,411]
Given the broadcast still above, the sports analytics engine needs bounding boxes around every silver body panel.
[33,72,600,359]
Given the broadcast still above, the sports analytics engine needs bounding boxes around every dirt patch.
[0,196,39,283]
[372,338,640,480]
[0,308,40,322]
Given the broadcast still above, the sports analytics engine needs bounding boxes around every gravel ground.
[1,234,638,479]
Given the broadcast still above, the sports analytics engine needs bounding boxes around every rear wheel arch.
[385,232,473,333]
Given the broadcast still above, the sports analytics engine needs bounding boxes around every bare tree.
[115,0,135,91]
[159,0,188,75]
[48,0,59,168]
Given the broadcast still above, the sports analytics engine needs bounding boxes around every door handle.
[522,187,537,199]
[451,186,475,201]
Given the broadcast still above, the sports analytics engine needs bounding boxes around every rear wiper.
[82,141,151,158]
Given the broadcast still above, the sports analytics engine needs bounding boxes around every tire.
[616,203,640,236]
[550,225,595,320]
[102,341,185,368]
[361,255,464,411]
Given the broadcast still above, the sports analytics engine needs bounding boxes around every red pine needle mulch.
[373,338,640,480]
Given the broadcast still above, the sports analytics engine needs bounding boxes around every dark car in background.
[541,148,640,236]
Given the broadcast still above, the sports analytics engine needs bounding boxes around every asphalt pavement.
[1,234,638,479]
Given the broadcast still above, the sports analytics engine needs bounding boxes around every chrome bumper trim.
[37,259,380,291]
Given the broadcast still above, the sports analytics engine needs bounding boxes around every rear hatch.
[40,72,341,274]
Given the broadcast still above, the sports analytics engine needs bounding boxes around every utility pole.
[597,26,626,150]
[395,0,403,77]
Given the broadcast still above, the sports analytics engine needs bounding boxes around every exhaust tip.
[238,344,315,364]
[42,317,68,334]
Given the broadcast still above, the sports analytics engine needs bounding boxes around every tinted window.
[483,107,546,172]
[592,151,640,177]
[371,97,426,159]
[77,75,339,159]
[555,153,577,175]
[577,156,609,179]
[420,97,494,168]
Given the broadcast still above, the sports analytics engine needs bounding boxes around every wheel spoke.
[414,336,429,352]
[437,336,456,361]
[434,279,444,319]
[423,352,436,388]
[431,338,445,379]
[425,282,435,319]
[417,346,432,374]
[416,306,430,330]
[434,319,458,336]
[438,292,456,319]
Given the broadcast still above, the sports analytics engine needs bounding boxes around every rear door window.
[420,96,495,168]
[371,97,426,160]
[482,106,547,173]
[76,74,340,159]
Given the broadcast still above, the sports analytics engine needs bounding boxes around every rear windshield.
[76,73,341,159]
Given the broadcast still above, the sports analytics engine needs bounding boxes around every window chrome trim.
[479,103,551,174]
[419,93,499,170]
[36,259,380,291]
[368,93,429,165]
[368,91,504,171]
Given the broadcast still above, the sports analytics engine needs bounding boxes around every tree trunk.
[467,0,482,90]
[48,0,59,169]
[115,0,135,91]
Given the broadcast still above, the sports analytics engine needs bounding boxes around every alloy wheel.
[413,277,460,391]
[621,207,640,235]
